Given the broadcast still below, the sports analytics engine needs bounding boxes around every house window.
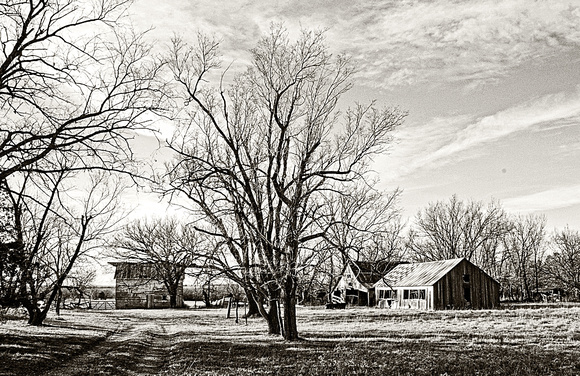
[379,290,397,299]
[410,290,419,299]
[463,274,470,283]
[419,289,426,300]
[403,290,409,299]
[162,295,167,301]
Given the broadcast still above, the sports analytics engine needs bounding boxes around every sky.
[125,0,580,232]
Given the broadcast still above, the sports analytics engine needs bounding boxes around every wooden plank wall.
[115,279,184,309]
[433,259,500,310]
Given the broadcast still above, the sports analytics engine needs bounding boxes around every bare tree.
[545,227,580,299]
[0,0,165,181]
[162,26,405,340]
[502,214,547,301]
[408,195,511,278]
[323,185,404,259]
[56,261,97,314]
[0,170,123,325]
[315,185,404,300]
[113,217,200,308]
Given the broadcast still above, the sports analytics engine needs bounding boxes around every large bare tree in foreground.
[0,0,164,324]
[163,26,406,340]
[314,185,405,300]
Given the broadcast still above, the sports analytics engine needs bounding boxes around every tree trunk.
[282,275,299,341]
[244,289,261,318]
[27,215,91,326]
[25,302,46,326]
[250,289,280,334]
[264,287,282,335]
[266,300,281,335]
[202,289,211,308]
[167,283,180,308]
[56,288,62,316]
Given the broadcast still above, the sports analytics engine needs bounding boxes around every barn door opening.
[464,287,471,303]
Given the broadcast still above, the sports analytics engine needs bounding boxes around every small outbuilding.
[110,262,184,309]
[374,258,500,310]
[334,260,403,306]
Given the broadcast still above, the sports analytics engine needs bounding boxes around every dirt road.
[44,317,173,376]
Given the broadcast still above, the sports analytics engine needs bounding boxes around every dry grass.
[1,306,580,375]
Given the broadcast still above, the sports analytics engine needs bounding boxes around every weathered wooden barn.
[374,258,500,310]
[334,260,402,306]
[110,262,184,309]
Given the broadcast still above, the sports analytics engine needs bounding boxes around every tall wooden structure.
[110,262,184,309]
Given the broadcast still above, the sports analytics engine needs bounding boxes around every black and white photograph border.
[1,0,580,375]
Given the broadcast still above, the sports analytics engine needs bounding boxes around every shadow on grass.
[167,335,580,376]
[0,332,108,375]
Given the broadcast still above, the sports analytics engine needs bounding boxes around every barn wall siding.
[433,259,499,310]
[111,262,185,309]
[115,279,180,309]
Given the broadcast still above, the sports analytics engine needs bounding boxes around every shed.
[374,258,500,310]
[110,262,184,309]
[334,260,403,306]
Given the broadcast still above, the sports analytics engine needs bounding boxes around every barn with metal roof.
[374,258,500,310]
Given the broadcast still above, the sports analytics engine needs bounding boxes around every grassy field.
[1,305,580,375]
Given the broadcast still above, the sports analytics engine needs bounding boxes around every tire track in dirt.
[45,318,173,376]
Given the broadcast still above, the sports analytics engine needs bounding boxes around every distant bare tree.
[114,218,200,308]
[0,170,123,325]
[502,214,547,301]
[57,261,97,314]
[162,26,405,340]
[545,227,580,299]
[408,195,511,278]
[316,185,404,299]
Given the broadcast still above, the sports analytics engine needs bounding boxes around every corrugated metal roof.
[375,258,464,288]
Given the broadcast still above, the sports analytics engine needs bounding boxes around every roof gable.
[110,262,162,280]
[376,258,465,288]
[348,260,405,288]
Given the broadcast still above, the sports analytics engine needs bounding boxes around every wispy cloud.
[503,184,580,213]
[131,0,580,90]
[326,1,580,89]
[384,87,580,180]
[428,88,580,161]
